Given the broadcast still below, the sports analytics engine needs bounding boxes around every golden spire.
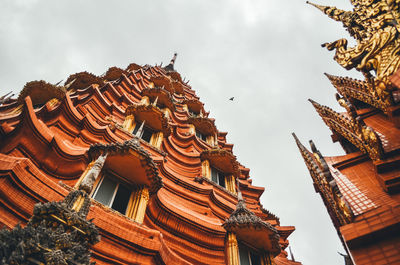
[306,1,347,23]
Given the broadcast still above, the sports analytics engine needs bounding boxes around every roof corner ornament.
[309,98,384,161]
[335,93,357,119]
[236,178,244,203]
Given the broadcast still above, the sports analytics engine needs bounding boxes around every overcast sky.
[1,0,363,264]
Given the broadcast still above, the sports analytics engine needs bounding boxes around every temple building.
[294,1,400,264]
[0,54,301,264]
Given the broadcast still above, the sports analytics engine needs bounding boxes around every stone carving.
[0,189,99,264]
[89,139,163,195]
[80,153,108,193]
[223,179,281,255]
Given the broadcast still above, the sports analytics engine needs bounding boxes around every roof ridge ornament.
[292,133,353,226]
[308,98,384,161]
[324,73,392,112]
[223,179,281,255]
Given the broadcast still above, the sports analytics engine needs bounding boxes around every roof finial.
[170,52,177,65]
[135,120,146,138]
[306,1,349,23]
[289,246,296,261]
[152,96,159,107]
[164,52,178,72]
[0,91,15,105]
[236,177,243,202]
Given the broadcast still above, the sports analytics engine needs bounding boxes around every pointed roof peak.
[306,1,327,12]
[308,98,318,106]
[292,133,308,152]
[307,1,348,23]
[289,246,296,261]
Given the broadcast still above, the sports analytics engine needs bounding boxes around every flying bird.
[229,97,234,101]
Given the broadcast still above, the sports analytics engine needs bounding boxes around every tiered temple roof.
[0,55,300,264]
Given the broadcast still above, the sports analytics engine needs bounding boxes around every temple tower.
[294,1,400,264]
[0,55,300,264]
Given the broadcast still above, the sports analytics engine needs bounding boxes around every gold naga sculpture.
[307,0,400,106]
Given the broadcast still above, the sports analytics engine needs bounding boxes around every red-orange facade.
[0,56,300,264]
[295,1,400,265]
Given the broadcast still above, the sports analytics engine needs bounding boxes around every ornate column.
[202,160,211,180]
[188,124,196,135]
[123,114,136,133]
[127,187,150,224]
[150,131,164,149]
[206,135,214,146]
[225,175,237,195]
[261,253,274,265]
[75,160,95,189]
[226,232,240,265]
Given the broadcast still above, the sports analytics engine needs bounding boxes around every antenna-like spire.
[289,246,296,261]
[236,177,243,202]
[135,120,146,138]
[54,80,63,86]
[152,96,159,107]
[164,53,178,72]
[64,78,76,90]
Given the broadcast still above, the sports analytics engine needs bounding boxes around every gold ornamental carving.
[308,0,400,104]
[310,99,384,160]
[293,133,353,226]
[325,73,392,112]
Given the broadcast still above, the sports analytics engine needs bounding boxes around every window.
[132,123,154,143]
[93,175,131,215]
[211,167,226,188]
[239,243,261,265]
[189,110,199,116]
[196,130,207,142]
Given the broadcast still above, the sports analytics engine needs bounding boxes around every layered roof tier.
[0,56,299,264]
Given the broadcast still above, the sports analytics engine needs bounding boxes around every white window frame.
[92,174,131,215]
[238,242,262,265]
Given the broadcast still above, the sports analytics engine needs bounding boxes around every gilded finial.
[306,1,348,23]
[306,1,328,13]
